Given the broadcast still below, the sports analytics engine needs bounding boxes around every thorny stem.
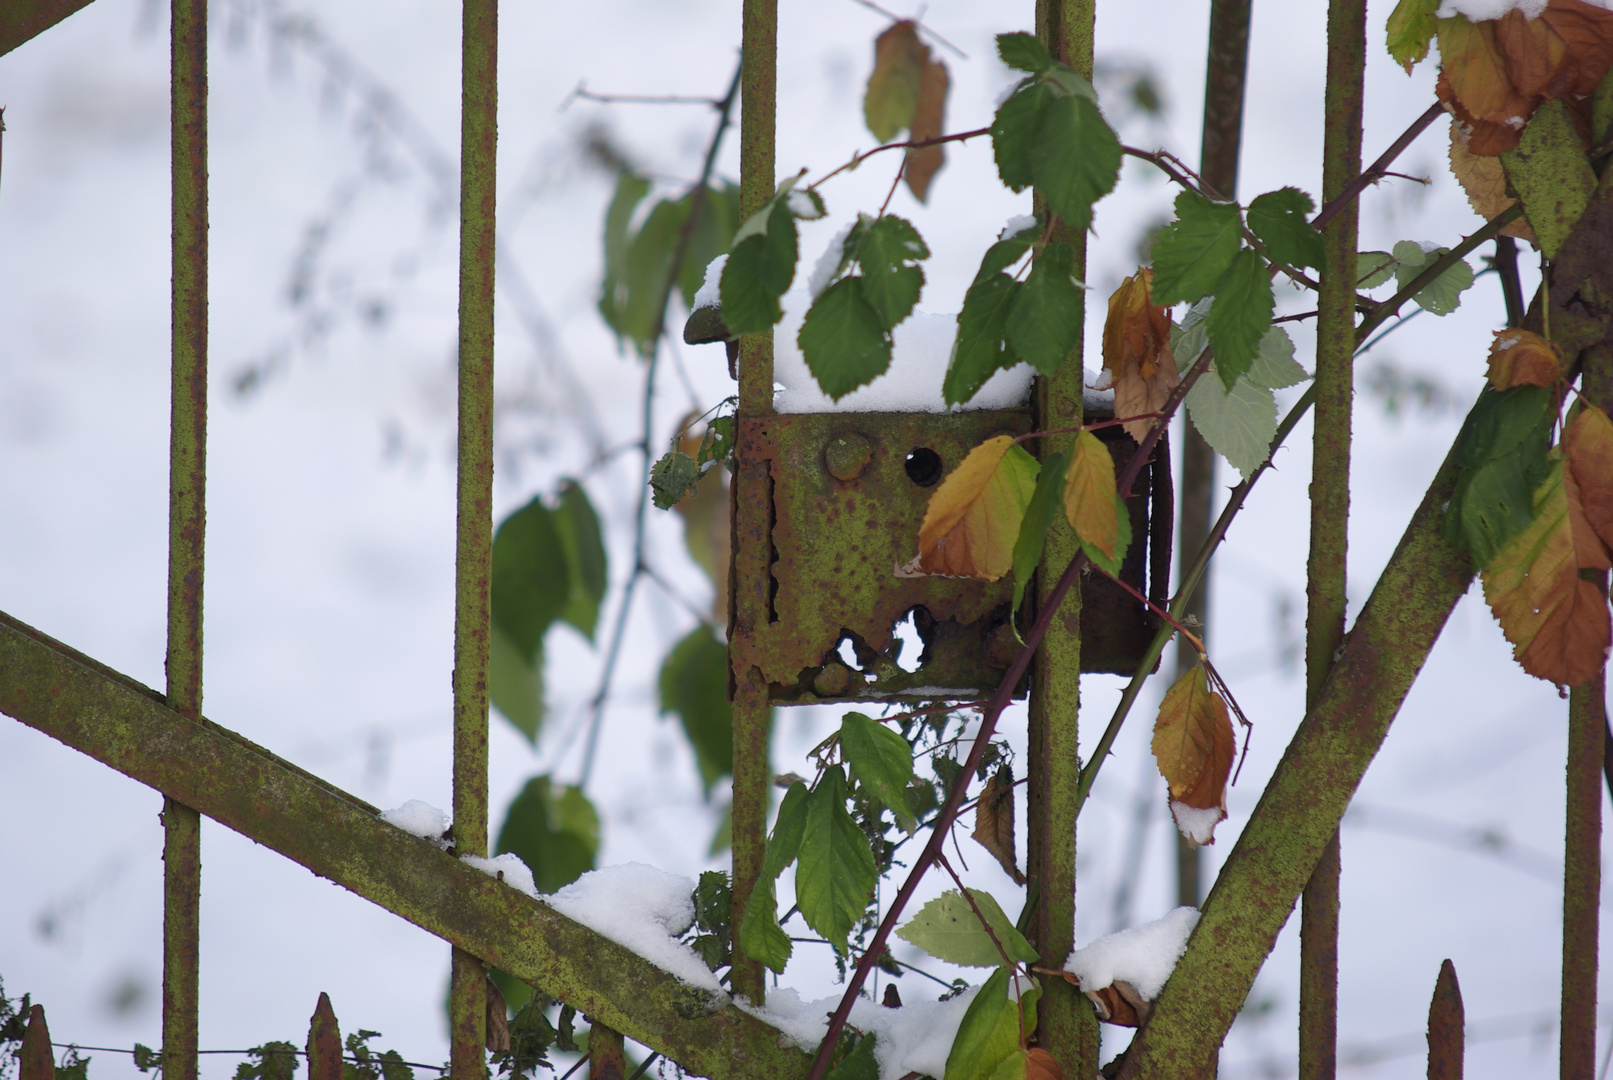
[936,853,1020,971]
[805,345,1216,1080]
[577,60,743,787]
[1311,102,1442,231]
[806,126,993,191]
[1095,566,1207,655]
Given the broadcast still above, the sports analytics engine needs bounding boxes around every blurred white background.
[0,0,1605,1077]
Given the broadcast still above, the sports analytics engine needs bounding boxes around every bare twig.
[806,126,992,191]
[562,80,724,110]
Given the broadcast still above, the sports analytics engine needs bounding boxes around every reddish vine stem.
[804,346,1216,1080]
[806,126,992,191]
[1311,100,1442,230]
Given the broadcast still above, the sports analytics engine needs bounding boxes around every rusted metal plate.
[730,408,1165,703]
[0,0,98,58]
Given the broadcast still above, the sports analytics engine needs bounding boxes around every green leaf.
[495,775,600,894]
[677,182,742,309]
[1245,326,1308,389]
[854,215,929,330]
[658,626,735,795]
[1012,450,1067,614]
[492,496,570,660]
[1170,297,1213,374]
[617,198,688,355]
[1357,251,1397,289]
[721,201,798,334]
[738,878,793,973]
[1150,191,1244,307]
[1004,241,1084,375]
[1386,0,1439,71]
[763,781,811,878]
[991,81,1051,192]
[554,481,607,641]
[896,889,1040,968]
[1246,187,1324,271]
[1445,385,1556,565]
[1205,248,1274,388]
[840,712,918,834]
[490,626,545,744]
[945,272,1022,406]
[1390,241,1474,316]
[1500,98,1599,260]
[799,277,894,400]
[598,171,652,343]
[825,1033,879,1080]
[1185,368,1279,481]
[1029,92,1121,233]
[1080,495,1132,578]
[996,32,1052,74]
[985,1051,1028,1080]
[650,451,701,510]
[795,767,878,951]
[943,968,1039,1080]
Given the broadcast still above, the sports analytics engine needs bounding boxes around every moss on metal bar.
[0,612,811,1080]
[0,0,98,57]
[1116,443,1473,1079]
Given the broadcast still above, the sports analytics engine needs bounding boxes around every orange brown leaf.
[972,764,1026,885]
[1025,1048,1065,1080]
[904,51,949,203]
[1440,16,1533,129]
[1487,328,1563,390]
[914,435,1039,581]
[1481,460,1613,687]
[1567,405,1613,557]
[1062,430,1120,561]
[1151,667,1235,814]
[1102,269,1178,441]
[1564,455,1611,571]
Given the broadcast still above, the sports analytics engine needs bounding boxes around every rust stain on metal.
[1425,959,1463,1080]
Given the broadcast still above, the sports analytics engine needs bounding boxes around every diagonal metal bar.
[0,610,809,1080]
[0,0,98,57]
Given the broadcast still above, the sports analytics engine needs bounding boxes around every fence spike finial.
[1427,958,1464,1080]
[19,1004,53,1080]
[308,992,342,1080]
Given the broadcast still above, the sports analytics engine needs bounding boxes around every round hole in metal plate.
[905,447,942,487]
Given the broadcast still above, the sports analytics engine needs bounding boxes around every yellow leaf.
[1567,405,1613,559]
[915,436,1039,581]
[1151,667,1235,814]
[1481,460,1612,687]
[1101,269,1177,441]
[1486,328,1562,390]
[1063,431,1120,560]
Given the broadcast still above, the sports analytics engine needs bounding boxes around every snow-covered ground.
[1,0,1606,1077]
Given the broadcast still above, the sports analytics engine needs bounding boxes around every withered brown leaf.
[973,764,1027,885]
[1486,328,1562,390]
[1102,269,1177,442]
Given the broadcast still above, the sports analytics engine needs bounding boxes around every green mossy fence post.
[1027,1,1098,1074]
[1300,1,1365,1075]
[164,0,209,1074]
[728,0,778,1008]
[450,0,498,1073]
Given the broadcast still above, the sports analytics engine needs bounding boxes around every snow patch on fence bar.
[544,864,725,993]
[1064,906,1200,1001]
[461,853,539,898]
[379,800,452,849]
[738,983,986,1080]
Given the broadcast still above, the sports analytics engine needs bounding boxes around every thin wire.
[46,1044,448,1074]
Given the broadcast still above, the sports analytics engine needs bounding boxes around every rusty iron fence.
[1,0,1607,1078]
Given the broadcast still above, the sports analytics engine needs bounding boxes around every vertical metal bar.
[1174,0,1252,912]
[1426,959,1464,1080]
[588,1024,627,1080]
[165,0,208,1075]
[727,0,777,1008]
[1026,2,1095,1075]
[1300,0,1365,1076]
[450,0,497,1073]
[306,993,342,1080]
[1563,347,1609,1080]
